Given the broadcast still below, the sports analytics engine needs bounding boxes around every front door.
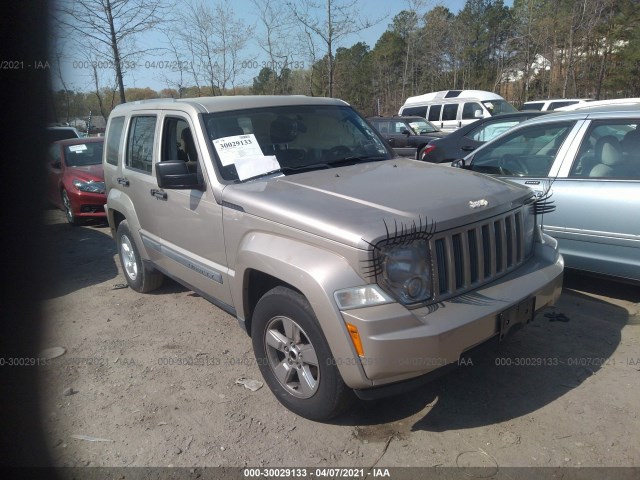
[148,114,233,307]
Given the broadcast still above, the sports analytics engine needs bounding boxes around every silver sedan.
[454,103,640,283]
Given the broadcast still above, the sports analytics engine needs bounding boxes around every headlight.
[522,205,536,256]
[73,178,105,193]
[379,239,432,305]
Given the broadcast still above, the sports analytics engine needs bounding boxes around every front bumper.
[69,190,107,218]
[340,235,563,390]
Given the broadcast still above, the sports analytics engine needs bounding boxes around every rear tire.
[252,286,354,421]
[116,220,163,293]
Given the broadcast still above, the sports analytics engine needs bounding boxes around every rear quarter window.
[402,106,427,117]
[106,116,125,166]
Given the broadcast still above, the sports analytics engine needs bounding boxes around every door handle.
[117,177,129,186]
[150,189,167,200]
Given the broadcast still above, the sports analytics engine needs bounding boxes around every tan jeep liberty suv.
[103,95,564,421]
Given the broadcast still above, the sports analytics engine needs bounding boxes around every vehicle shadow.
[337,273,630,433]
[43,212,119,299]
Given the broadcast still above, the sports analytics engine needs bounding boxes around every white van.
[399,90,517,132]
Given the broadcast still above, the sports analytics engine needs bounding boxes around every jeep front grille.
[430,208,527,301]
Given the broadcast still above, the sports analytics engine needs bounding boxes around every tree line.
[51,0,640,124]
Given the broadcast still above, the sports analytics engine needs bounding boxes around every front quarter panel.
[230,226,374,389]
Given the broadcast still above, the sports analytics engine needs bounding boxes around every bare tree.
[252,0,302,94]
[52,49,72,123]
[54,0,167,103]
[157,32,188,97]
[287,0,383,97]
[175,0,249,95]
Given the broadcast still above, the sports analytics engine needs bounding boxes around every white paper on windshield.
[234,155,281,181]
[213,134,264,166]
[68,144,87,152]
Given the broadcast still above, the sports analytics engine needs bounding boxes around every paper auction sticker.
[213,134,264,166]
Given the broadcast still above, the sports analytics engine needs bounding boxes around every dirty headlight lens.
[380,240,432,305]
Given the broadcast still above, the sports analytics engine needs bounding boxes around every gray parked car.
[367,116,447,158]
[104,96,563,420]
[454,104,640,283]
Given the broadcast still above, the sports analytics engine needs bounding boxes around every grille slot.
[432,208,527,300]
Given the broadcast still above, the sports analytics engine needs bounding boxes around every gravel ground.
[35,209,640,473]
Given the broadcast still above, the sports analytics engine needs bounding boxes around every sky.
[55,0,471,93]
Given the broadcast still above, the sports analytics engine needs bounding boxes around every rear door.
[122,113,163,260]
[386,119,413,157]
[440,103,459,131]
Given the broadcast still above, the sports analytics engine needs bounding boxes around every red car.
[47,137,106,226]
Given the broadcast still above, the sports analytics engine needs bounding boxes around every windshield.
[407,119,439,134]
[63,142,103,167]
[203,105,392,181]
[482,100,517,116]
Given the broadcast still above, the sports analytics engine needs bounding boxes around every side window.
[522,103,543,111]
[471,121,574,176]
[428,105,442,122]
[162,117,194,161]
[106,116,125,166]
[126,116,156,174]
[391,121,409,134]
[548,101,576,111]
[372,120,389,134]
[570,121,640,179]
[442,104,458,121]
[462,102,483,120]
[467,120,520,143]
[402,106,427,117]
[49,144,62,166]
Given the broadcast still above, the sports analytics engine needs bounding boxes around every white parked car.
[521,99,592,112]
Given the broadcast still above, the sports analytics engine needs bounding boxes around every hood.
[223,159,531,249]
[66,164,104,182]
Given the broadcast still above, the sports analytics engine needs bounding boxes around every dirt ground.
[36,209,639,471]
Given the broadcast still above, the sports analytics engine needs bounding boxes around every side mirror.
[451,158,467,169]
[401,129,411,136]
[156,161,202,189]
[474,110,484,118]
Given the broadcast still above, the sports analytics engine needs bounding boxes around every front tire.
[61,189,81,226]
[252,286,354,421]
[116,220,163,293]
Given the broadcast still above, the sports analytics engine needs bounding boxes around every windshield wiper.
[236,156,389,182]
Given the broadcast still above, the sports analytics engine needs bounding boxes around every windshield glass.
[407,119,439,134]
[203,105,392,181]
[63,142,103,167]
[482,100,517,116]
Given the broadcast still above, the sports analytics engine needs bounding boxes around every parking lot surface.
[38,210,639,470]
